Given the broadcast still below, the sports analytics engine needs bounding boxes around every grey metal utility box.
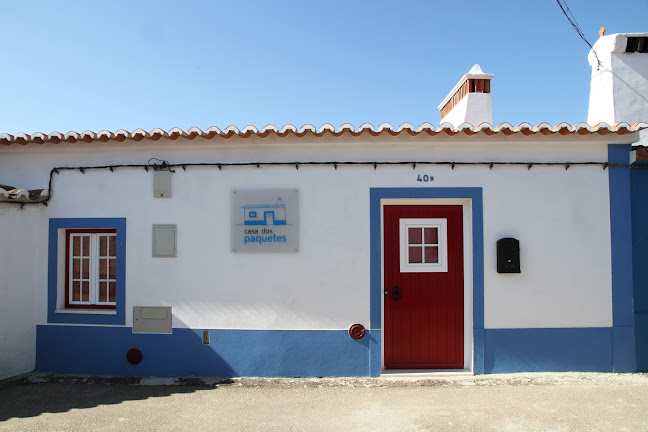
[153,169,172,198]
[133,306,172,334]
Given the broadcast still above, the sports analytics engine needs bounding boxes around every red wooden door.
[383,205,464,369]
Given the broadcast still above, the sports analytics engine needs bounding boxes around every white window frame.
[68,232,117,307]
[399,218,448,273]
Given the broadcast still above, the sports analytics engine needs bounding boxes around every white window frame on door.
[399,218,448,273]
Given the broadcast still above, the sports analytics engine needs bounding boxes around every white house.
[1,32,647,379]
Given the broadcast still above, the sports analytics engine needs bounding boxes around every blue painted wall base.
[613,326,637,372]
[37,326,375,377]
[473,328,485,375]
[483,328,613,373]
[38,325,632,377]
[635,314,648,372]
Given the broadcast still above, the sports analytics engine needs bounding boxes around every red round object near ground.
[126,348,143,365]
[348,324,366,340]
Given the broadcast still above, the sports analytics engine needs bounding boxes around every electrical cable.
[554,0,602,69]
[4,158,646,207]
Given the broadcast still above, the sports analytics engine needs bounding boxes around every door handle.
[392,286,402,301]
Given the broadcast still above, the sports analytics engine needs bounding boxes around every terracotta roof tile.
[1,122,646,146]
[0,187,48,203]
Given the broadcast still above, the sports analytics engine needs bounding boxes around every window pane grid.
[96,234,116,305]
[68,232,116,306]
[407,226,440,264]
[70,234,92,304]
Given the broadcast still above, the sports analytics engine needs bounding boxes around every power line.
[554,0,602,69]
[3,158,644,207]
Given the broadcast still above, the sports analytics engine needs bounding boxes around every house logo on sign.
[232,189,299,253]
[243,197,287,226]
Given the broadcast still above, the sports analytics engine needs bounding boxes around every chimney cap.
[467,64,489,76]
[437,64,494,110]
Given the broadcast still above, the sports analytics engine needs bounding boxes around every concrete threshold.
[381,369,473,378]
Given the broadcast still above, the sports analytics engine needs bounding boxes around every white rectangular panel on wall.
[231,189,299,253]
[152,224,177,257]
[133,306,172,333]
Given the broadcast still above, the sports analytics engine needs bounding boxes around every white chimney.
[438,64,494,127]
[588,33,648,126]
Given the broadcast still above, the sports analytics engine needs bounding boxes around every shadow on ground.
[0,374,233,421]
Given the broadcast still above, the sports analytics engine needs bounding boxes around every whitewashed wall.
[0,135,632,336]
[440,93,493,127]
[0,205,41,379]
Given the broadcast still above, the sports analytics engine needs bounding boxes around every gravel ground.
[1,372,647,431]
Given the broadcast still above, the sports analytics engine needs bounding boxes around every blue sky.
[1,0,646,135]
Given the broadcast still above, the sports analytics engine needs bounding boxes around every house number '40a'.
[416,174,434,182]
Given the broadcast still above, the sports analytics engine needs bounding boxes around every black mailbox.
[497,238,520,273]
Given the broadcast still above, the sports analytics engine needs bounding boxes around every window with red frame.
[65,229,117,309]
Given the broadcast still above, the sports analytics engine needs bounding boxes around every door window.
[399,218,448,272]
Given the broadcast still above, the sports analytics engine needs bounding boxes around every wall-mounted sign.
[232,189,299,253]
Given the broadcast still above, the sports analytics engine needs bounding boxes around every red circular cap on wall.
[126,348,143,365]
[349,324,366,340]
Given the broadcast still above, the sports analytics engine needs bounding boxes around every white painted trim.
[399,218,448,273]
[381,198,474,373]
[55,309,117,315]
[57,230,65,310]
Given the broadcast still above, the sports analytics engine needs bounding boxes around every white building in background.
[1,33,647,379]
